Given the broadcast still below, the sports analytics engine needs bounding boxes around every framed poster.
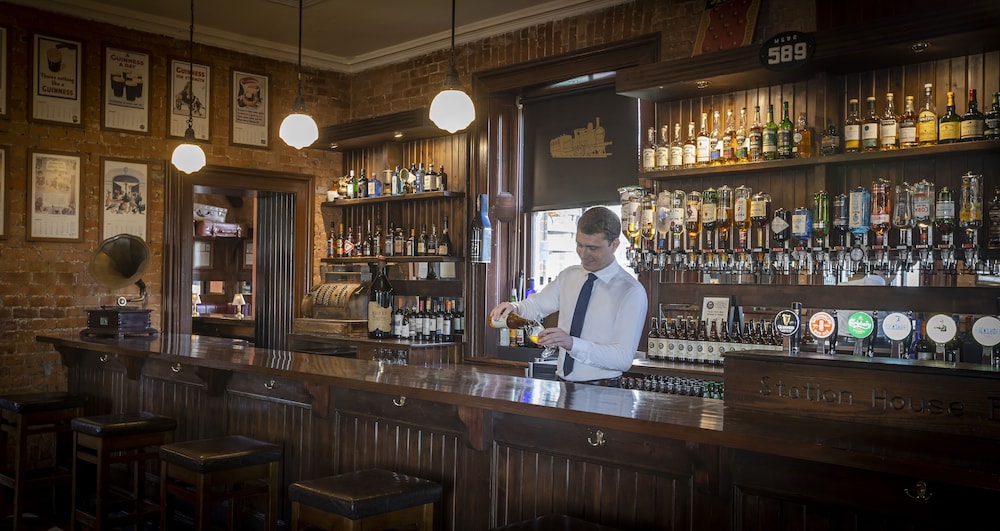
[0,146,6,239]
[169,58,210,140]
[31,33,82,126]
[102,46,150,134]
[0,27,8,116]
[28,150,81,242]
[100,158,149,241]
[231,69,269,147]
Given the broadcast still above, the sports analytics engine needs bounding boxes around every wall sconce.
[232,293,246,319]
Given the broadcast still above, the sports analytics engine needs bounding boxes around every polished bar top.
[36,333,1000,489]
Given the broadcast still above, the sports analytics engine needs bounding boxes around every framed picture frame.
[231,69,269,148]
[100,158,149,241]
[243,240,254,268]
[168,58,210,141]
[0,146,7,239]
[31,33,83,126]
[27,150,82,242]
[102,45,151,134]
[0,27,8,117]
[193,241,212,269]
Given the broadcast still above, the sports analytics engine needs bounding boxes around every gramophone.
[80,234,158,338]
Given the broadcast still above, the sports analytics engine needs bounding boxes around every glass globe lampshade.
[171,130,206,174]
[279,98,319,149]
[430,66,474,134]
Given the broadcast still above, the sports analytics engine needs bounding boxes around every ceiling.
[11,0,632,73]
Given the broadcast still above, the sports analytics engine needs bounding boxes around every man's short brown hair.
[577,206,621,244]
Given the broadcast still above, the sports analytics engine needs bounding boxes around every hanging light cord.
[296,0,304,95]
[186,0,194,130]
[449,0,456,67]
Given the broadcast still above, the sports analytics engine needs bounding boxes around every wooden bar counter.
[37,333,1000,530]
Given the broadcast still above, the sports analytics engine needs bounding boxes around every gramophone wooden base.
[81,308,158,338]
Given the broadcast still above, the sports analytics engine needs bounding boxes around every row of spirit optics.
[619,172,992,281]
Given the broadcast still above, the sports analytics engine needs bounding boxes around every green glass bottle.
[763,104,778,160]
[777,101,793,159]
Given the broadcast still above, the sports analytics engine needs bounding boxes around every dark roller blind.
[522,84,638,211]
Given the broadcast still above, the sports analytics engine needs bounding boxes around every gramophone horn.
[88,233,150,296]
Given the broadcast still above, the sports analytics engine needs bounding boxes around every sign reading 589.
[760,31,815,71]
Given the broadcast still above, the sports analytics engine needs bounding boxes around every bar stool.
[70,411,177,531]
[289,468,442,531]
[0,392,87,530]
[159,435,282,531]
[491,514,623,530]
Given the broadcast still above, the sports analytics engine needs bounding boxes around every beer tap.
[959,171,983,275]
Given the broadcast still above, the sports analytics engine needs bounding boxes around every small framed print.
[244,240,254,268]
[102,46,151,134]
[193,241,212,269]
[231,69,269,148]
[31,33,83,126]
[0,146,7,239]
[169,58,211,141]
[100,158,149,241]
[28,150,82,242]
[0,27,8,116]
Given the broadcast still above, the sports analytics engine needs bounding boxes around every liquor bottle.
[844,99,861,152]
[848,185,872,240]
[914,320,936,361]
[717,185,733,248]
[777,102,793,159]
[438,216,453,256]
[987,187,1000,250]
[685,190,702,250]
[723,108,736,163]
[642,126,657,171]
[425,163,437,192]
[696,112,711,166]
[488,312,535,330]
[392,299,405,338]
[427,224,439,256]
[439,165,449,192]
[422,299,435,342]
[370,167,381,197]
[750,191,771,248]
[939,91,961,144]
[917,83,938,145]
[669,123,684,169]
[812,190,829,247]
[647,317,660,360]
[961,89,985,142]
[453,299,465,337]
[346,169,357,199]
[861,96,879,152]
[892,182,914,246]
[912,179,935,246]
[709,110,722,165]
[326,222,335,257]
[656,125,670,170]
[879,93,899,150]
[762,104,778,160]
[899,95,918,149]
[701,187,719,248]
[832,193,849,247]
[791,206,812,247]
[358,226,368,256]
[367,261,393,339]
[748,105,764,162]
[393,227,404,256]
[793,111,811,158]
[935,187,956,245]
[959,172,983,238]
[383,223,394,256]
[734,185,752,248]
[471,194,492,263]
[820,124,840,156]
[668,189,687,251]
[683,121,697,168]
[870,178,891,244]
[771,208,791,247]
[343,226,355,257]
[399,302,411,339]
[986,92,1000,140]
[944,316,963,363]
[404,228,415,256]
[417,223,428,256]
[735,107,748,163]
[358,169,369,198]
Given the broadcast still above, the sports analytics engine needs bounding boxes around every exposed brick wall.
[0,0,815,394]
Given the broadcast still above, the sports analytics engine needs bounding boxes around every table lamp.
[192,293,201,316]
[232,293,246,319]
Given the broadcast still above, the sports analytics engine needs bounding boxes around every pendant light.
[279,0,319,149]
[429,0,475,134]
[171,0,206,174]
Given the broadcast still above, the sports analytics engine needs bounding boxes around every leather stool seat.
[289,468,441,531]
[159,435,281,531]
[71,411,176,531]
[492,514,623,531]
[0,392,87,529]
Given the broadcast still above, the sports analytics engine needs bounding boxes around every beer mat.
[693,0,760,56]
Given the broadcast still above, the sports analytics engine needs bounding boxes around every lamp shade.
[232,293,246,307]
[171,142,206,174]
[430,88,475,134]
[279,112,319,149]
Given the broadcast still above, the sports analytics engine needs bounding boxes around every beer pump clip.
[846,311,876,357]
[808,310,837,355]
[971,315,1000,368]
[882,311,914,359]
[773,302,803,355]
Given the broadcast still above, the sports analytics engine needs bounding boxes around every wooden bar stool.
[491,514,623,530]
[159,435,282,531]
[0,392,87,530]
[70,411,177,531]
[289,468,442,531]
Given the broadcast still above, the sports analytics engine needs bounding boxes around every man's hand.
[489,301,516,322]
[536,327,574,352]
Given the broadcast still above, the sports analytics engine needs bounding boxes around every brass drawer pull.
[904,481,933,501]
[393,396,406,407]
[170,363,183,373]
[264,379,276,390]
[587,430,606,447]
[98,354,109,362]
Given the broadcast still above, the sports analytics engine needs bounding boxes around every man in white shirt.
[489,207,647,386]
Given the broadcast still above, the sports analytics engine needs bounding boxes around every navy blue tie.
[563,273,597,376]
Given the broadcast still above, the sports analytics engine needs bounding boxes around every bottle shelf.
[321,255,464,265]
[639,140,999,181]
[322,191,464,206]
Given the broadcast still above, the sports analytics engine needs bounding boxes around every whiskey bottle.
[777,102,793,159]
[762,104,778,160]
[685,190,702,250]
[701,187,719,248]
[438,165,449,192]
[870,178,891,244]
[669,123,684,169]
[656,125,670,170]
[898,95,918,149]
[438,216,453,256]
[717,185,733,248]
[879,93,898,150]
[793,111,811,157]
[723,108,736,164]
[748,105,764,162]
[960,89,985,142]
[843,99,861,152]
[417,223,428,256]
[986,92,1000,140]
[709,110,722,165]
[683,122,697,168]
[427,224,439,256]
[393,227,404,256]
[404,228,415,256]
[861,96,879,152]
[918,83,938,146]
[696,112,711,166]
[987,187,1000,250]
[912,179,935,246]
[735,107,748,162]
[734,185,752,249]
[642,126,657,172]
[358,169,369,198]
[959,172,983,236]
[750,191,771,248]
[938,91,961,144]
[820,124,840,156]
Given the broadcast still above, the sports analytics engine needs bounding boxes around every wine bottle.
[471,194,493,263]
[367,261,393,339]
[986,92,1000,140]
[961,89,985,142]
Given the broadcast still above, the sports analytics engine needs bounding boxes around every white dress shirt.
[514,261,647,381]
